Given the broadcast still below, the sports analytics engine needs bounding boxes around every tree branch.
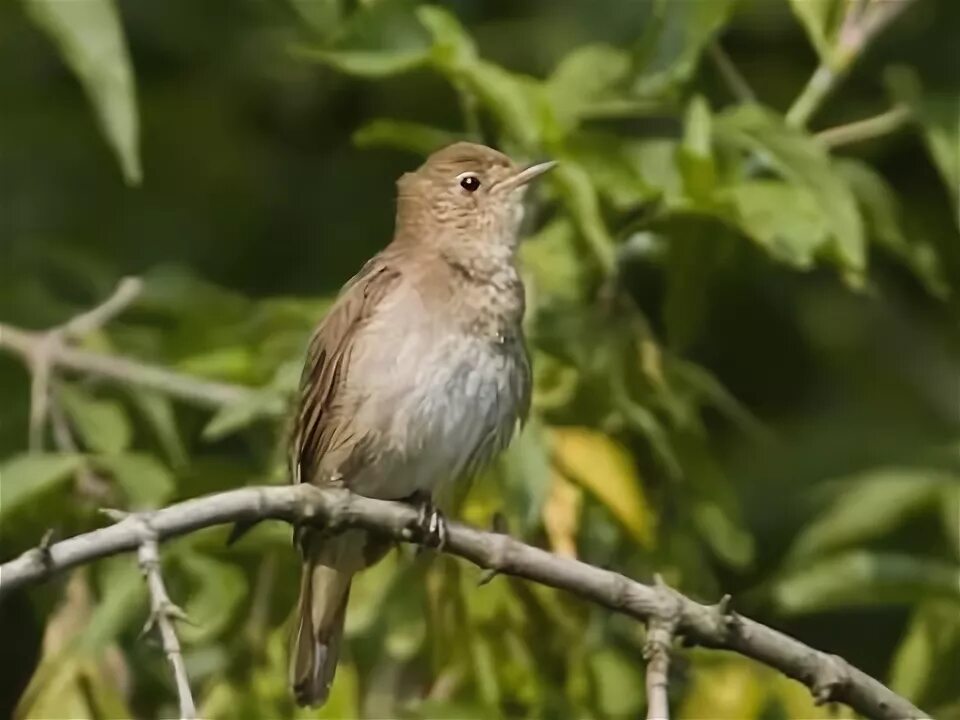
[134,526,196,720]
[0,485,928,720]
[644,575,681,720]
[0,323,260,410]
[815,104,912,148]
[786,0,918,128]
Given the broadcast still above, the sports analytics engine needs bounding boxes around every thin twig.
[644,575,681,720]
[137,528,196,720]
[0,324,261,409]
[815,104,913,148]
[708,42,756,104]
[0,485,928,720]
[61,277,143,340]
[786,0,919,127]
[20,278,144,451]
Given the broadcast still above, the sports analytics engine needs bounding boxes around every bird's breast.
[344,298,529,501]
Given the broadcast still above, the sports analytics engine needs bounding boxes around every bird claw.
[411,492,447,552]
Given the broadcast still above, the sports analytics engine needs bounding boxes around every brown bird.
[289,142,555,706]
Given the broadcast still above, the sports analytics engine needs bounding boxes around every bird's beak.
[498,160,557,191]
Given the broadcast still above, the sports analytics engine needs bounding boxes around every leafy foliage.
[3,0,959,718]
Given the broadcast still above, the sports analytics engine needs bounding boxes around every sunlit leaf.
[296,47,429,77]
[418,6,542,150]
[890,601,960,706]
[551,427,655,547]
[634,0,737,97]
[353,119,460,155]
[678,94,717,202]
[773,551,960,613]
[552,160,616,272]
[94,453,175,508]
[680,653,832,720]
[589,648,644,717]
[788,469,952,562]
[59,384,132,455]
[0,452,82,520]
[288,0,342,40]
[716,105,865,278]
[542,470,582,558]
[546,44,632,132]
[561,134,655,211]
[24,0,140,184]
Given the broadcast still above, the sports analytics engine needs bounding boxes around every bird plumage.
[289,142,550,706]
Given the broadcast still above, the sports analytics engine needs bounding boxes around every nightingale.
[289,142,555,706]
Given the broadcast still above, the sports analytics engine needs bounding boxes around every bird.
[288,141,555,706]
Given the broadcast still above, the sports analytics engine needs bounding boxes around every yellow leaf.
[543,470,583,558]
[551,427,655,547]
[680,653,833,720]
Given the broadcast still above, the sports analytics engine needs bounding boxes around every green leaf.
[723,180,829,268]
[175,551,247,644]
[552,427,656,548]
[890,601,960,706]
[552,160,616,272]
[288,0,342,40]
[128,390,188,467]
[787,0,840,60]
[836,158,948,297]
[561,134,655,211]
[941,484,960,560]
[521,218,591,303]
[590,648,644,718]
[716,106,865,277]
[202,392,286,441]
[546,44,632,132]
[296,47,429,77]
[634,0,737,97]
[789,469,952,562]
[59,384,132,455]
[497,416,552,532]
[678,95,717,202]
[94,453,175,508]
[353,119,460,155]
[418,6,542,149]
[83,556,148,650]
[0,453,82,520]
[773,552,960,613]
[24,0,140,184]
[887,67,960,228]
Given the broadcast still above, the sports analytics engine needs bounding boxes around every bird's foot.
[408,490,447,552]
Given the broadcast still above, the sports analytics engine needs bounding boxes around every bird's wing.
[292,257,401,487]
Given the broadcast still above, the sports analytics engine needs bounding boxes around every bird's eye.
[459,175,481,192]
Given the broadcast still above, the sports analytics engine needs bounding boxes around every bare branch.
[644,575,681,720]
[0,324,260,409]
[786,0,919,128]
[0,485,929,720]
[815,104,913,148]
[136,528,196,720]
[61,277,143,340]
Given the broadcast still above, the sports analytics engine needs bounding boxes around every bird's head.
[394,142,555,250]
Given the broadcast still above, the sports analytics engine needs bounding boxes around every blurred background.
[1,0,958,718]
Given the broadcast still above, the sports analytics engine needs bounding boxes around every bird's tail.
[290,533,358,707]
